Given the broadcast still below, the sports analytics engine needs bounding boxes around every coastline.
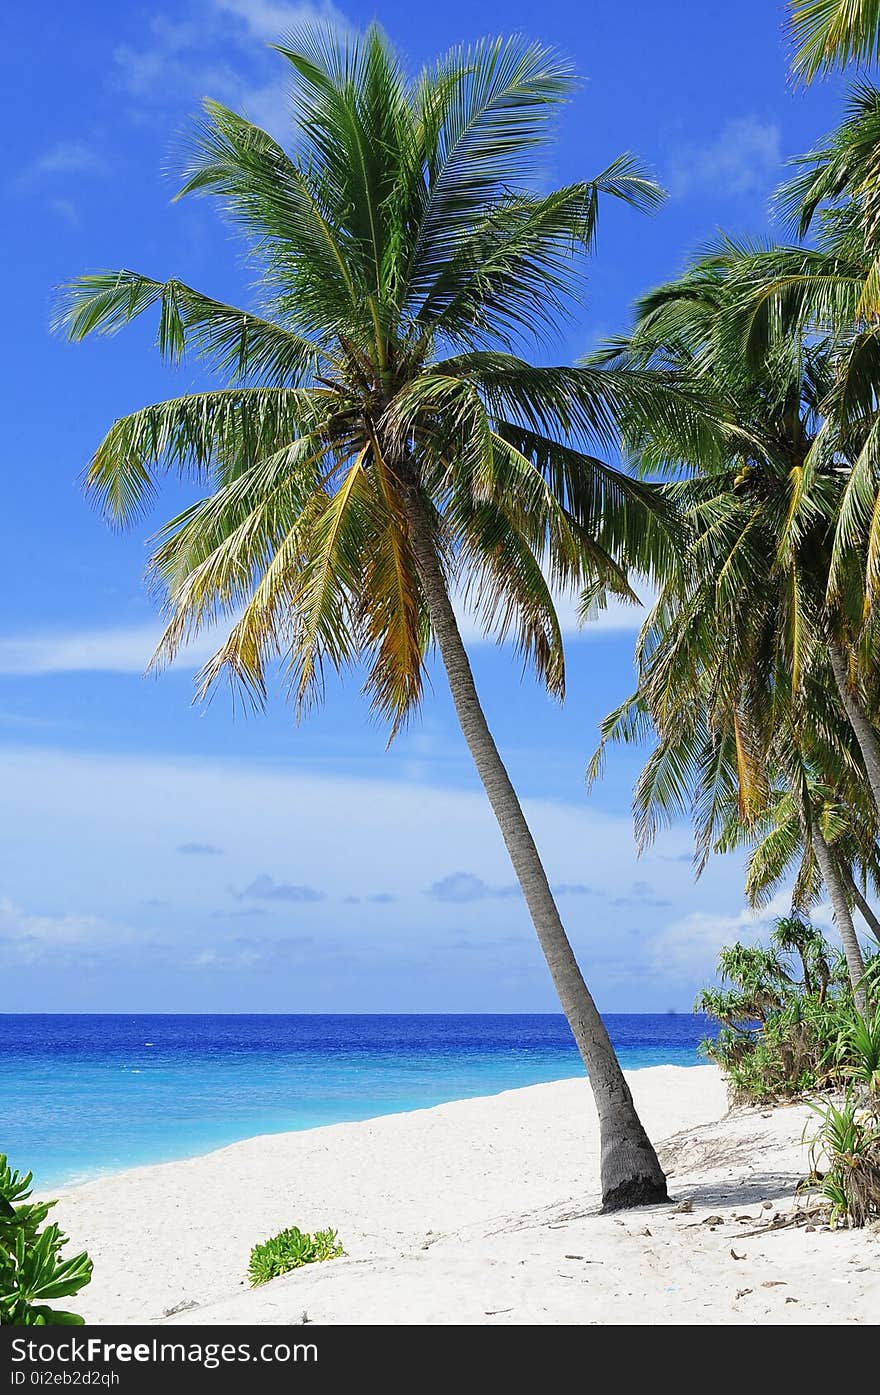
[5,1012,713,1189]
[47,1064,880,1325]
[42,1057,713,1194]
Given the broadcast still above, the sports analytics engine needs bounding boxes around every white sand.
[51,1065,880,1326]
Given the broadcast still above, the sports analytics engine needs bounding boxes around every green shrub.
[697,918,878,1103]
[248,1226,343,1286]
[803,1097,880,1228]
[830,1006,880,1095]
[0,1155,92,1325]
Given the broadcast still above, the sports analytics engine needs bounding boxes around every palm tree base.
[600,1175,670,1211]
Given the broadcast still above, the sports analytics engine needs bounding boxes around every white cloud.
[17,141,108,190]
[113,34,238,105]
[48,198,80,226]
[112,0,350,138]
[0,582,653,677]
[0,744,738,929]
[456,581,656,643]
[35,143,104,176]
[0,625,220,677]
[0,896,133,962]
[649,890,839,980]
[212,0,347,40]
[667,116,781,199]
[0,743,757,1007]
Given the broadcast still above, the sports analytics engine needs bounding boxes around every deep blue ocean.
[0,1014,713,1189]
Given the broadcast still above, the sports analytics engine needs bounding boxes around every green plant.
[804,1097,880,1227]
[831,1005,880,1096]
[248,1226,343,1286]
[696,921,876,1102]
[0,1155,92,1325]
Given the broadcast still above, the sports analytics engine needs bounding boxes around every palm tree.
[592,672,871,1009]
[695,943,789,1030]
[718,772,880,950]
[56,27,672,1208]
[587,244,875,1005]
[789,0,880,81]
[719,103,880,815]
[771,915,832,999]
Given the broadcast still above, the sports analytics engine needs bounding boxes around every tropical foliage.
[57,28,668,723]
[790,0,880,80]
[248,1226,343,1286]
[696,919,880,1103]
[587,235,880,1009]
[0,1155,93,1325]
[804,1096,880,1226]
[574,2,880,1227]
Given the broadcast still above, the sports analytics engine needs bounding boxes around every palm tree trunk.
[840,863,880,945]
[811,826,867,1012]
[402,488,668,1210]
[828,639,880,818]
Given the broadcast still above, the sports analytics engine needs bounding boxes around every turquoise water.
[0,1014,713,1189]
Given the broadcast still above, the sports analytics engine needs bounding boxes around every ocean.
[0,1013,714,1189]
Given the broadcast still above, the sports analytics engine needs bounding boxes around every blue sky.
[0,1,849,1012]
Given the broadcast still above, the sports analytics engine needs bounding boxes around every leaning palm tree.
[56,27,672,1208]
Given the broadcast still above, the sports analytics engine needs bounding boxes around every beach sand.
[51,1065,879,1325]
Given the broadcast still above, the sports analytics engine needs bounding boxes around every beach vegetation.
[248,1225,343,1286]
[0,1155,93,1325]
[57,24,676,1209]
[697,920,880,1103]
[803,1096,880,1226]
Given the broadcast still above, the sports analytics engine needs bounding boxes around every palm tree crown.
[57,26,663,733]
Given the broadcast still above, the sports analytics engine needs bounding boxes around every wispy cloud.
[177,841,224,855]
[0,581,654,678]
[212,0,347,40]
[0,744,756,1008]
[0,895,134,964]
[113,19,239,106]
[0,624,220,676]
[609,878,671,909]
[47,198,81,225]
[666,116,781,199]
[650,890,811,979]
[236,873,325,902]
[455,582,656,643]
[111,0,351,140]
[427,872,520,904]
[18,141,109,186]
[194,931,314,969]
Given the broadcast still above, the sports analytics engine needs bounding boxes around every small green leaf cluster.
[248,1226,343,1287]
